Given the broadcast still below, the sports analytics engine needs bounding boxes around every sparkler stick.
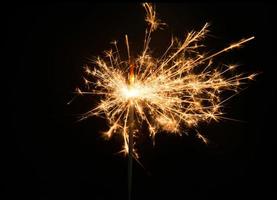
[71,3,257,198]
[125,33,137,199]
[127,34,135,199]
[128,101,134,200]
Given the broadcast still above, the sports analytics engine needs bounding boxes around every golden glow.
[75,3,256,158]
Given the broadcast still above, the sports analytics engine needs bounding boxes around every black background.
[8,2,274,200]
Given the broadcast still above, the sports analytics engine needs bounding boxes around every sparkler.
[72,3,256,199]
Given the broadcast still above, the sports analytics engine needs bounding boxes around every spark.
[74,3,256,159]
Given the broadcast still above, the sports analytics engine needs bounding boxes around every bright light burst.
[74,3,256,159]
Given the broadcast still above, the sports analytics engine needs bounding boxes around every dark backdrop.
[9,2,274,200]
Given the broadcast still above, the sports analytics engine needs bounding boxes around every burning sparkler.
[74,3,256,162]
